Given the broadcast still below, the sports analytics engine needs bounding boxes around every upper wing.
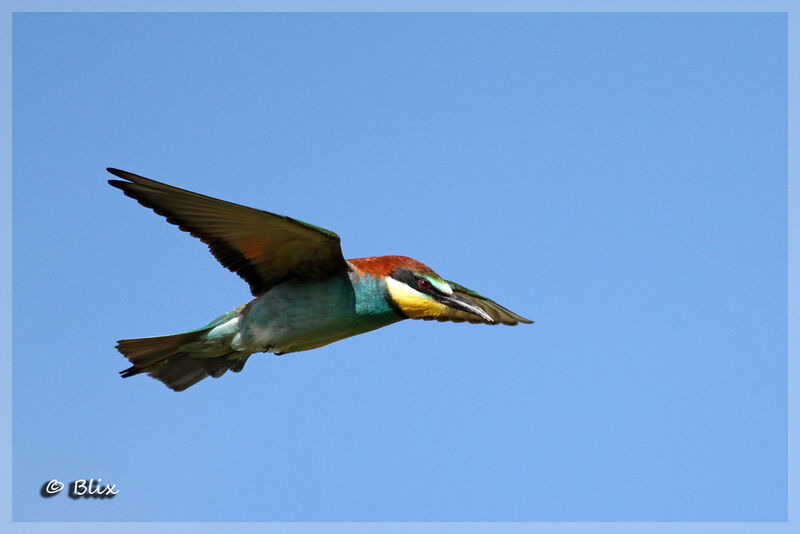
[422,280,533,325]
[107,168,348,296]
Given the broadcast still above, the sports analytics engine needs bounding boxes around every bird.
[107,168,533,391]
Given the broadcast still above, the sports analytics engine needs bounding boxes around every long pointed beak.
[438,294,496,323]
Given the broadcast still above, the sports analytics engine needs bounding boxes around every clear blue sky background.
[12,12,786,521]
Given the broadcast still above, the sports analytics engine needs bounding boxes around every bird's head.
[384,266,494,323]
[348,255,531,325]
[348,255,495,323]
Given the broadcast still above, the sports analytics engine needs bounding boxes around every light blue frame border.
[2,1,793,532]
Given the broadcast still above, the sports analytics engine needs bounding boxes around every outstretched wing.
[422,280,533,325]
[108,168,348,296]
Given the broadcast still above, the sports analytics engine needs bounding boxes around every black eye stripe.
[390,268,440,295]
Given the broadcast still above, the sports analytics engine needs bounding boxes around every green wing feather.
[425,280,533,326]
[107,168,348,296]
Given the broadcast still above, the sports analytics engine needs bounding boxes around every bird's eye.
[418,279,431,290]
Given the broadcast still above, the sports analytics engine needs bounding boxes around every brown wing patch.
[239,235,268,265]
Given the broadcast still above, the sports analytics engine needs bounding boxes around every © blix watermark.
[40,478,118,499]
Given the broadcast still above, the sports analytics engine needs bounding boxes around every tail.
[115,328,250,392]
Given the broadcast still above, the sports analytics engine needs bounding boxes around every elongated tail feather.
[115,329,249,391]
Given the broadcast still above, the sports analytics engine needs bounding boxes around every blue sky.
[11,12,786,521]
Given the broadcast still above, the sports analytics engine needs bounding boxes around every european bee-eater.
[108,168,532,391]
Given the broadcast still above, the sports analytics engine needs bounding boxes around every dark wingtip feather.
[107,168,155,187]
[119,365,143,378]
[107,167,131,179]
[107,167,138,191]
[107,179,128,190]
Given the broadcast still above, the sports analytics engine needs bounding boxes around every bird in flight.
[107,168,532,391]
